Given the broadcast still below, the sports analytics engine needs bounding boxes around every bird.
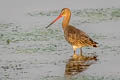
[46,8,98,57]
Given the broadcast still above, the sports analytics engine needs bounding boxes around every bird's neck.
[62,14,71,28]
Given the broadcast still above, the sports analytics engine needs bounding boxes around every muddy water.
[0,7,120,80]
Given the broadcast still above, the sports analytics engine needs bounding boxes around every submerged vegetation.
[28,8,120,23]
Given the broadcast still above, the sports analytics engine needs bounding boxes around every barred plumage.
[64,25,98,48]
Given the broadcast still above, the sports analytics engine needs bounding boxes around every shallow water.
[0,0,120,80]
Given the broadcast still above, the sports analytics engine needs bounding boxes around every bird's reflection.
[65,54,97,77]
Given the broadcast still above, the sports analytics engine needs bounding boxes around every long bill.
[46,14,62,28]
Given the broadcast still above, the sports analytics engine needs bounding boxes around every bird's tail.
[92,41,98,47]
[93,44,98,47]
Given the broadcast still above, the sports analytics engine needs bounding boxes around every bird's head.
[60,8,71,17]
[46,8,71,28]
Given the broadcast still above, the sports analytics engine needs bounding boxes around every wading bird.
[46,8,98,57]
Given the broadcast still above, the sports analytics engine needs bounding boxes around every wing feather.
[64,25,98,47]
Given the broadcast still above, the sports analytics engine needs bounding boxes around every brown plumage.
[64,25,98,48]
[46,8,98,56]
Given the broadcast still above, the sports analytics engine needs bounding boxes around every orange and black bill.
[46,14,62,28]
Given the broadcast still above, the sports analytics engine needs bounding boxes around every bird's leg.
[74,50,76,55]
[73,46,77,55]
[72,47,78,59]
[80,48,83,56]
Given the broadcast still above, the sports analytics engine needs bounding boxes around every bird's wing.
[66,25,98,46]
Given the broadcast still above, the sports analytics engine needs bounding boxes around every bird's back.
[63,25,98,48]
